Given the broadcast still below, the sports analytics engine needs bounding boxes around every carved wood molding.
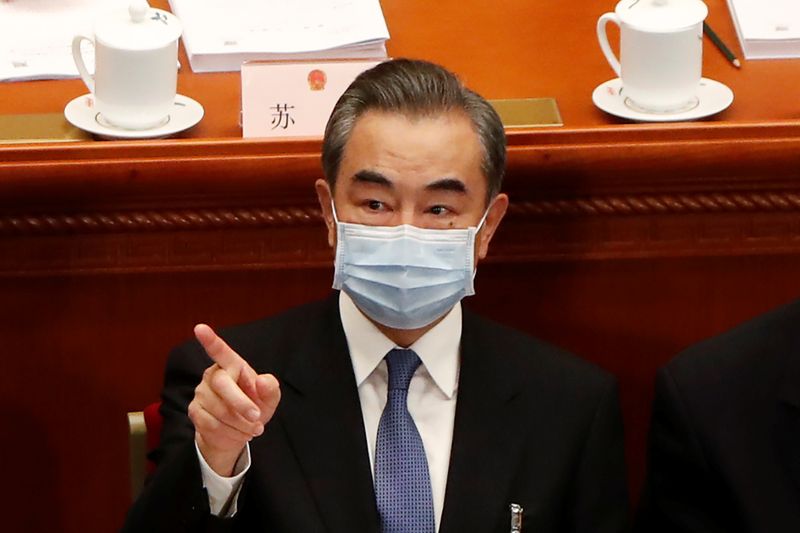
[0,206,323,235]
[3,209,800,276]
[4,190,800,236]
[507,191,800,217]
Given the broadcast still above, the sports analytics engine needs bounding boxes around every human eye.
[427,205,451,216]
[364,199,386,212]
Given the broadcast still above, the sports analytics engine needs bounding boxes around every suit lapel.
[439,310,528,533]
[277,295,380,533]
[776,346,800,499]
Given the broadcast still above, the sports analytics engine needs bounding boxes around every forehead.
[336,109,486,196]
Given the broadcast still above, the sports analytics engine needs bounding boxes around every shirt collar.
[339,291,461,399]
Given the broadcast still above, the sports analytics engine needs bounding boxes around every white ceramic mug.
[597,0,708,113]
[72,1,181,130]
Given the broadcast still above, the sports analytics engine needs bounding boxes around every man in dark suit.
[123,59,628,533]
[636,299,800,532]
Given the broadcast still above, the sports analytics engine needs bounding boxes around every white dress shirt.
[198,291,461,532]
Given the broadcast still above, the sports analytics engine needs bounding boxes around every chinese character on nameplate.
[270,103,296,130]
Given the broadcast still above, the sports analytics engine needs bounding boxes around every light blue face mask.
[331,204,488,330]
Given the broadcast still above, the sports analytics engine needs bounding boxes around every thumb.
[255,374,281,424]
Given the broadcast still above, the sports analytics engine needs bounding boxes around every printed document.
[168,0,389,72]
[727,0,800,58]
[0,0,128,82]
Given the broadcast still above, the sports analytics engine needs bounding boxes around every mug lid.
[95,1,182,50]
[615,0,708,32]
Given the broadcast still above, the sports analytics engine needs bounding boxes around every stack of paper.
[168,0,390,73]
[727,0,800,59]
[0,0,129,82]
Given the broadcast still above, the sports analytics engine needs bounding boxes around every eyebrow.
[351,171,468,195]
[425,178,468,194]
[352,170,393,188]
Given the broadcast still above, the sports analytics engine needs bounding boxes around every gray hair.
[321,59,506,202]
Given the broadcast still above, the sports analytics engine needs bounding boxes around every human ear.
[315,179,336,248]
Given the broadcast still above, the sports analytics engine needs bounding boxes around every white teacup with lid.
[597,0,708,113]
[72,0,182,130]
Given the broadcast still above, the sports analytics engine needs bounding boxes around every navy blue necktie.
[374,348,436,533]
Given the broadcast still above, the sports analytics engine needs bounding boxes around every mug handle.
[72,34,95,93]
[597,13,622,78]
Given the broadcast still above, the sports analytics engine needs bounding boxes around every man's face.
[316,109,508,261]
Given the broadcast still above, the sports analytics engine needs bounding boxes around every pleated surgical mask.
[331,203,488,329]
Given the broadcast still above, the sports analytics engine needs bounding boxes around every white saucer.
[64,94,204,140]
[592,78,733,122]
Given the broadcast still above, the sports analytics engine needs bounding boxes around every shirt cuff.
[195,441,251,517]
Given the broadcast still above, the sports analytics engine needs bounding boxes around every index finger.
[194,323,244,372]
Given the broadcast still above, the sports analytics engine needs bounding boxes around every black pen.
[703,21,741,68]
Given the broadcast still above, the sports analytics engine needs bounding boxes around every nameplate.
[489,98,563,128]
[0,113,91,144]
[241,59,385,139]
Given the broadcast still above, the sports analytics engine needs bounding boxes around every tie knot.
[385,349,421,390]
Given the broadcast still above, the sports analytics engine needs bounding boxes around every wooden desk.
[3,1,800,530]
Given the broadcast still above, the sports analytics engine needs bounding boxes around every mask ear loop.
[330,201,340,225]
[469,206,493,281]
[475,206,491,233]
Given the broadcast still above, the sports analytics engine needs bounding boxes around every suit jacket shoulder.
[666,297,800,397]
[462,306,617,395]
[166,294,342,377]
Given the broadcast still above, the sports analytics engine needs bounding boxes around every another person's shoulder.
[665,297,800,393]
